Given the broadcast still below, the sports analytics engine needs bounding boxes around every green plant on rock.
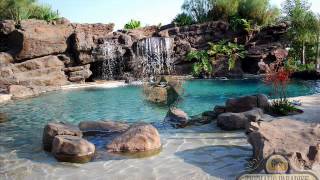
[208,40,246,70]
[186,50,212,77]
[173,13,194,27]
[270,99,299,116]
[230,17,254,33]
[124,19,141,30]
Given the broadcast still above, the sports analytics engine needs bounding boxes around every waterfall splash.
[133,37,174,78]
[91,41,126,80]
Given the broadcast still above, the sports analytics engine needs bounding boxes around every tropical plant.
[230,17,254,33]
[186,50,213,77]
[173,13,194,27]
[124,19,141,30]
[263,58,301,116]
[208,40,246,70]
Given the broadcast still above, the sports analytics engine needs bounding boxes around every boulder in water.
[79,121,130,135]
[52,135,95,163]
[143,84,179,105]
[42,122,82,151]
[107,123,161,153]
[165,108,189,128]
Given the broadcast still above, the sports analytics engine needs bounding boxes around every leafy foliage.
[124,19,141,30]
[186,50,212,77]
[285,57,316,72]
[173,13,194,27]
[208,40,246,70]
[230,17,254,33]
[238,0,280,26]
[282,0,320,65]
[0,0,59,23]
[270,99,299,116]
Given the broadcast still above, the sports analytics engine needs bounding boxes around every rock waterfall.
[133,37,174,78]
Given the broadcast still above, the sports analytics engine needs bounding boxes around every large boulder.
[64,64,92,83]
[71,23,114,65]
[165,108,189,128]
[79,121,130,134]
[247,119,320,172]
[7,19,73,61]
[52,135,95,163]
[143,85,179,105]
[107,123,161,152]
[217,108,263,131]
[42,122,82,151]
[0,55,69,87]
[225,94,270,113]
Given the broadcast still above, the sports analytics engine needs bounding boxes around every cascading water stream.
[91,41,125,80]
[133,37,174,78]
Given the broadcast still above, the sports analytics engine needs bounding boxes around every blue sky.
[39,0,320,30]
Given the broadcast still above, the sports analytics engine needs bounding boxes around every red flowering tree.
[263,49,291,99]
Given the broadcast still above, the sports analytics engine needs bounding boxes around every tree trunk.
[302,41,306,65]
[317,34,320,71]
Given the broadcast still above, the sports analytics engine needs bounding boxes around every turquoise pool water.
[0,79,319,179]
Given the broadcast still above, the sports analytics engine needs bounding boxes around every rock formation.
[107,123,161,152]
[42,122,82,151]
[247,119,320,172]
[79,120,130,134]
[52,135,95,163]
[0,18,290,99]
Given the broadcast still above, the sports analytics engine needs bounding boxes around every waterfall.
[133,37,174,78]
[91,41,125,80]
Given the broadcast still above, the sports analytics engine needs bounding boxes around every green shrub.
[208,40,246,70]
[211,0,240,20]
[230,17,254,32]
[238,0,280,26]
[270,99,300,116]
[124,19,141,30]
[0,0,59,23]
[186,50,213,77]
[30,4,59,22]
[173,13,194,26]
[181,0,212,23]
[285,58,316,72]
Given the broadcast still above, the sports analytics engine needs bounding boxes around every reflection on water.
[0,79,319,179]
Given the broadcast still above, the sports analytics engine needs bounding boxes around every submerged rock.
[79,121,130,135]
[213,105,226,115]
[247,119,320,172]
[52,135,95,163]
[165,108,189,128]
[225,94,270,113]
[107,123,161,153]
[42,122,82,151]
[0,113,7,123]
